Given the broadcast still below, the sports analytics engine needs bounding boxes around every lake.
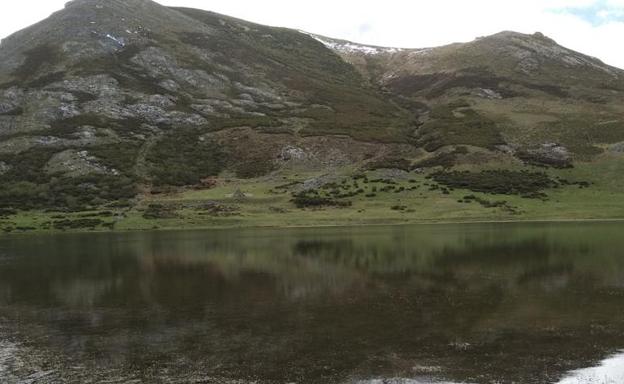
[1,222,624,383]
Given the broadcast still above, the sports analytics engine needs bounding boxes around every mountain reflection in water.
[1,223,624,383]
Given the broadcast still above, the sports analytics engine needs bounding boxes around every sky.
[0,0,623,69]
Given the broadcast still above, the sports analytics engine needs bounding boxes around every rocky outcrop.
[518,143,572,168]
[0,161,10,175]
[44,150,120,177]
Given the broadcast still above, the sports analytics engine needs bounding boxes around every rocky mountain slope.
[314,31,624,165]
[0,0,623,214]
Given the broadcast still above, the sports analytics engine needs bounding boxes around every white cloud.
[1,0,623,69]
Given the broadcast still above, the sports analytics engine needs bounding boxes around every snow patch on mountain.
[301,32,402,55]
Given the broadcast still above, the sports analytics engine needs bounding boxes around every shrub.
[366,157,411,171]
[292,195,352,209]
[53,219,104,230]
[148,129,226,186]
[432,170,556,198]
[143,204,177,219]
[391,205,408,211]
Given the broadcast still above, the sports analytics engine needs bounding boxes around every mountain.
[313,31,624,165]
[0,0,623,229]
[0,0,415,207]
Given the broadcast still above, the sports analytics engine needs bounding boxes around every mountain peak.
[418,30,620,78]
[64,0,158,11]
[531,31,554,41]
[0,0,212,70]
[476,30,558,45]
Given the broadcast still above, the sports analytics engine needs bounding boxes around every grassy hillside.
[2,153,624,233]
[0,1,623,230]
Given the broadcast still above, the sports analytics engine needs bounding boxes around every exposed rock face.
[0,161,10,175]
[300,174,342,192]
[518,143,572,168]
[505,32,619,76]
[475,88,503,99]
[278,146,308,162]
[610,142,624,153]
[45,150,120,177]
[0,127,118,155]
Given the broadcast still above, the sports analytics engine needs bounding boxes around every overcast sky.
[1,0,623,69]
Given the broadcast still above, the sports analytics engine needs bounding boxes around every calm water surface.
[1,223,624,383]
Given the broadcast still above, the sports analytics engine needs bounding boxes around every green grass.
[3,155,624,234]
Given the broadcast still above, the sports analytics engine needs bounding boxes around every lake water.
[1,222,624,383]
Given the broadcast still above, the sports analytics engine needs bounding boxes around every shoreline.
[2,217,624,237]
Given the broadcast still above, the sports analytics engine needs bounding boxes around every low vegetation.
[1,156,623,234]
[431,170,557,198]
[292,195,353,209]
[52,218,105,231]
[414,103,505,152]
[0,147,136,211]
[413,146,469,169]
[147,129,226,186]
